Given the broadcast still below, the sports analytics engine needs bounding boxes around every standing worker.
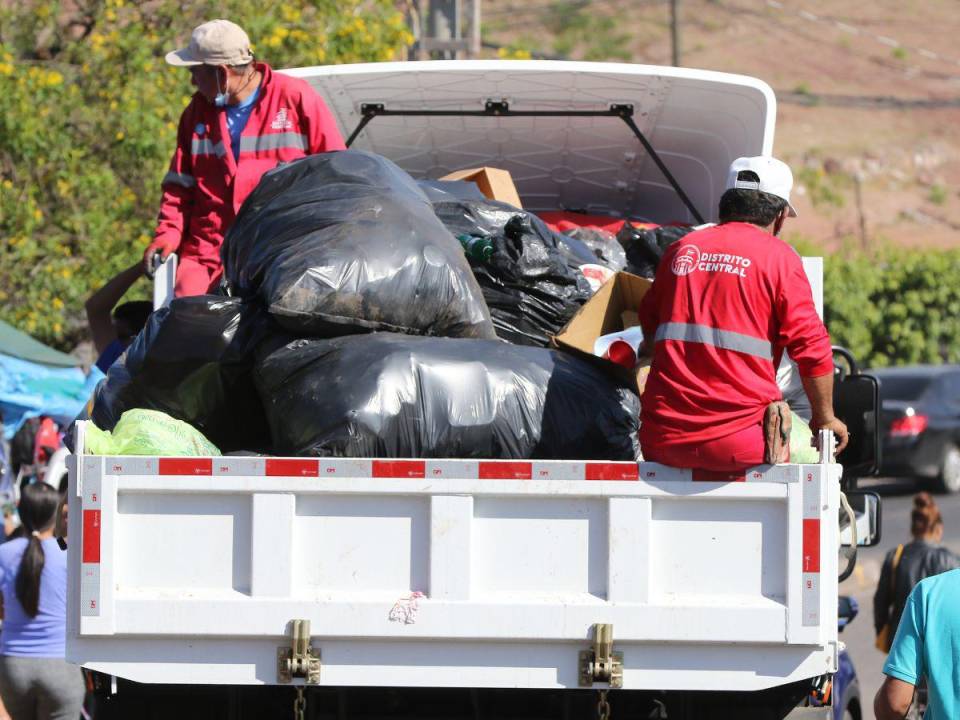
[638,156,848,473]
[144,19,346,296]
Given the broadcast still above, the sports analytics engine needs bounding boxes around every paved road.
[838,478,960,719]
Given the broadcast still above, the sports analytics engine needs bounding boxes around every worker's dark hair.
[112,301,153,337]
[15,482,60,618]
[718,171,788,226]
[911,491,943,538]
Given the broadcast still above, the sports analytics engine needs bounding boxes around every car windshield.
[878,375,934,401]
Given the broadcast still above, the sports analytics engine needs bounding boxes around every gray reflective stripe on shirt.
[239,132,307,153]
[162,172,196,188]
[654,322,773,360]
[191,138,226,157]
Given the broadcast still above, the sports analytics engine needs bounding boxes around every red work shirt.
[153,63,345,282]
[638,222,833,454]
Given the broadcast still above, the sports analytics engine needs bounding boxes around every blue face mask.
[214,70,229,108]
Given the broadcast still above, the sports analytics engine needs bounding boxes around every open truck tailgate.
[284,60,775,225]
[67,423,840,691]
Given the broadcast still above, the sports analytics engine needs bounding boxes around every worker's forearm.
[874,677,914,720]
[800,371,835,425]
[85,262,143,314]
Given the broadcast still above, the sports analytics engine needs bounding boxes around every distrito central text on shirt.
[698,252,751,277]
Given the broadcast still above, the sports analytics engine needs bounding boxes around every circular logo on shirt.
[195,123,206,136]
[671,245,701,276]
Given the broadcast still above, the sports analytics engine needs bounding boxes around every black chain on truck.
[293,686,306,720]
[597,689,611,720]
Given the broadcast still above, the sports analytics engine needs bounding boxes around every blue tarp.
[0,352,103,440]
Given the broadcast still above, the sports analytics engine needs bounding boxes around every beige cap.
[165,19,254,67]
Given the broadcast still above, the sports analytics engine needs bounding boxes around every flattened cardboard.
[553,272,653,395]
[441,167,523,209]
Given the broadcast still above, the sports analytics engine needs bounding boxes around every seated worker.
[638,156,849,471]
[85,262,153,373]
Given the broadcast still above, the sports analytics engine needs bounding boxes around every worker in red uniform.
[638,156,849,472]
[144,19,346,296]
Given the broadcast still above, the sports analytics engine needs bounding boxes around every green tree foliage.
[0,0,411,348]
[823,248,960,368]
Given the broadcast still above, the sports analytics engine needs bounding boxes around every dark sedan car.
[873,365,960,493]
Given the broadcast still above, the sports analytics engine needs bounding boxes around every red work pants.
[640,422,765,472]
[174,256,223,297]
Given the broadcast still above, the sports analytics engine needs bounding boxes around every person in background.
[875,567,960,720]
[143,19,345,296]
[637,156,848,473]
[874,492,959,649]
[0,482,84,719]
[85,262,153,373]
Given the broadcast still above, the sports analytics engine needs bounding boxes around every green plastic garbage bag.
[85,409,220,456]
[790,411,819,464]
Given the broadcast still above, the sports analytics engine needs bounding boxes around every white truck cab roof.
[284,60,776,225]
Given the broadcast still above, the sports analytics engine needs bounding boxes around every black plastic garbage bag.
[618,223,694,278]
[255,333,640,460]
[86,296,275,453]
[565,227,627,270]
[432,199,595,346]
[222,150,496,340]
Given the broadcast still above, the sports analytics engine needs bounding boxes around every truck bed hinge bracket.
[579,623,623,688]
[278,619,321,684]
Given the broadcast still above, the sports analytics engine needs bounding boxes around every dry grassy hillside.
[483,0,960,250]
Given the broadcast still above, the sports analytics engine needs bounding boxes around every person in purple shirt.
[0,482,83,719]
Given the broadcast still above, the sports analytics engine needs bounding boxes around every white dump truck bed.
[65,61,840,695]
[67,422,840,690]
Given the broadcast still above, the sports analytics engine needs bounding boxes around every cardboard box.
[440,167,523,209]
[553,271,653,395]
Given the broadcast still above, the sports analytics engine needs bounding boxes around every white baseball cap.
[165,20,254,67]
[726,156,798,217]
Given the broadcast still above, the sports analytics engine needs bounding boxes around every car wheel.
[934,444,960,494]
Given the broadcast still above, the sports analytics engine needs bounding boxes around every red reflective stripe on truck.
[802,518,821,573]
[479,461,532,480]
[265,459,319,477]
[585,463,639,481]
[158,458,212,475]
[82,510,101,563]
[372,460,426,478]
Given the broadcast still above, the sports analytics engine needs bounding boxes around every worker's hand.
[812,415,849,455]
[143,237,179,277]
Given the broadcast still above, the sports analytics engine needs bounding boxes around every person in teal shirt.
[875,567,960,719]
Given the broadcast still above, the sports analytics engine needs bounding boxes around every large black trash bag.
[618,223,694,278]
[432,198,595,346]
[255,333,640,460]
[86,296,276,452]
[222,150,496,340]
[565,227,627,270]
